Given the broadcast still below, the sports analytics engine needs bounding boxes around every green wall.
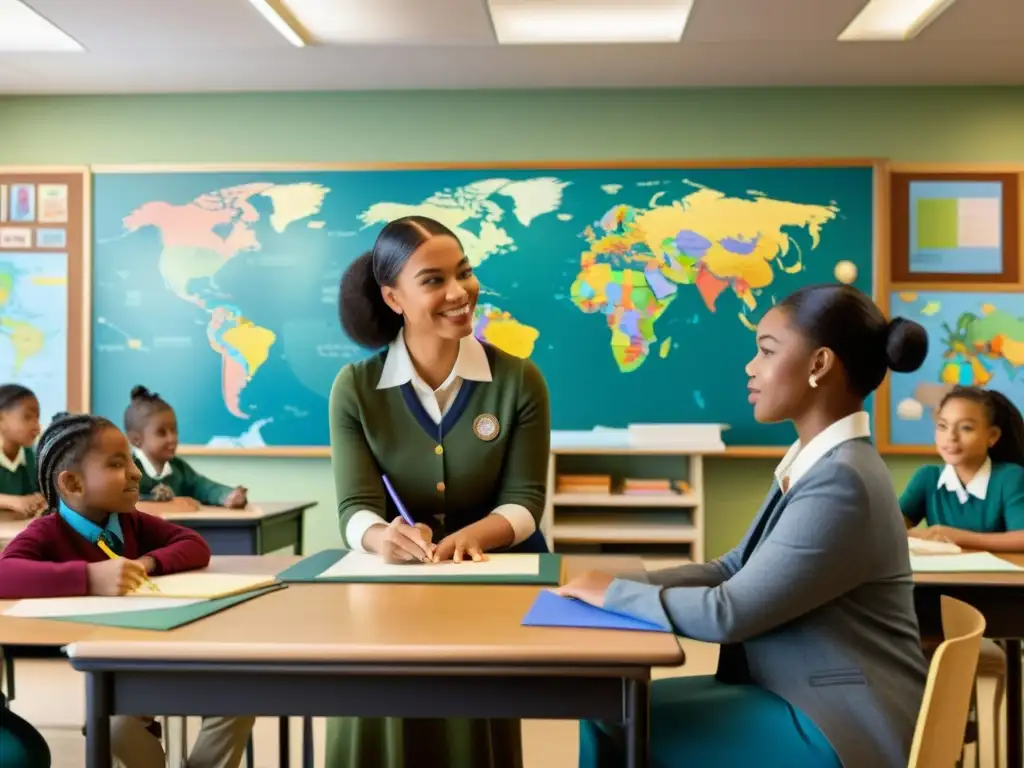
[3,86,1021,557]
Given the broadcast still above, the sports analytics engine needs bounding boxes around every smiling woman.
[326,215,552,768]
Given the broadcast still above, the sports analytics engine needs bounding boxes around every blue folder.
[522,589,670,633]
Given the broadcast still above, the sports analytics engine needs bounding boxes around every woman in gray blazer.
[559,284,931,768]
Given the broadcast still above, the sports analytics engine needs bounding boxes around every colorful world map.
[91,166,873,448]
[0,254,68,421]
[889,290,1024,446]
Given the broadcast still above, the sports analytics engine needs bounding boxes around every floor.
[6,641,1004,767]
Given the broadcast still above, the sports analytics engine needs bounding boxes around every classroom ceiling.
[0,0,1021,94]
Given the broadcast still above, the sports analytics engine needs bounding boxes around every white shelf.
[551,445,723,456]
[552,493,698,508]
[553,512,698,545]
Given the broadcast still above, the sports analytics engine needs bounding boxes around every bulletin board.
[0,167,90,417]
[877,164,1024,453]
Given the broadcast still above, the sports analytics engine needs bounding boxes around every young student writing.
[0,384,45,519]
[125,386,247,510]
[0,412,254,768]
[902,386,1024,551]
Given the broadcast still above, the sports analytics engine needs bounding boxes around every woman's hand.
[909,525,965,545]
[553,570,615,608]
[223,487,248,509]
[432,532,486,564]
[373,517,434,563]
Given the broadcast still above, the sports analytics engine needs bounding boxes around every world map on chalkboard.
[91,165,875,449]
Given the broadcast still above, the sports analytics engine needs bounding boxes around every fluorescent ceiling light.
[838,0,958,41]
[489,1,694,44]
[248,0,311,47]
[0,0,82,51]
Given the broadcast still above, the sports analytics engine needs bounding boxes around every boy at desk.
[0,412,254,768]
[125,386,247,512]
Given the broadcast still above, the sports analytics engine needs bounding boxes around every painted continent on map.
[122,182,327,417]
[570,185,839,372]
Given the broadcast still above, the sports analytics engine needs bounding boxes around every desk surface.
[62,555,683,669]
[146,500,316,523]
[912,552,1024,586]
[0,556,297,648]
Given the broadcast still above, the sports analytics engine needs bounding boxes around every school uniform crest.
[473,413,500,441]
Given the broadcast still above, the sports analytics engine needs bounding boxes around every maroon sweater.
[0,511,211,599]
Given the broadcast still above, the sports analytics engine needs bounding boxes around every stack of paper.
[627,423,727,452]
[319,552,540,579]
[909,552,1023,573]
[908,538,962,555]
[132,572,277,599]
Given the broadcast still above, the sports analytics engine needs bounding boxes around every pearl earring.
[809,375,819,389]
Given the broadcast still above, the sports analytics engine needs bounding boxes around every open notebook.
[129,572,277,599]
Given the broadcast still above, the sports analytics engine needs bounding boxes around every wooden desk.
[0,557,300,768]
[913,552,1024,768]
[147,501,316,556]
[66,556,682,768]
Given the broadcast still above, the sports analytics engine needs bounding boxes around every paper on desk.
[130,572,277,599]
[522,590,669,633]
[4,596,202,619]
[319,552,540,579]
[908,538,963,555]
[910,552,1024,573]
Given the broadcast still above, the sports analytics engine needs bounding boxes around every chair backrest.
[908,595,986,768]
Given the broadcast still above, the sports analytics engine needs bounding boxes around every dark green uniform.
[900,460,1024,531]
[1,693,51,767]
[326,343,550,768]
[134,455,233,506]
[0,448,37,496]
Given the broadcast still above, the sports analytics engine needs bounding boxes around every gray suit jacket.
[605,438,928,768]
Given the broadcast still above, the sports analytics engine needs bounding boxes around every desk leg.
[624,678,649,768]
[279,716,291,768]
[85,672,112,768]
[302,716,314,768]
[1007,640,1022,768]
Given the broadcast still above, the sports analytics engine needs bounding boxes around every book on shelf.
[626,423,727,452]
[555,474,612,494]
[621,478,691,496]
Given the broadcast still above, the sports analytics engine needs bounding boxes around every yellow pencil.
[96,539,161,593]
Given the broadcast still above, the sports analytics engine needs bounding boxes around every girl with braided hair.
[0,412,254,768]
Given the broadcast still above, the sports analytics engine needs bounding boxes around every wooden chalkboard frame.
[92,158,885,459]
[877,163,1024,455]
[0,165,90,417]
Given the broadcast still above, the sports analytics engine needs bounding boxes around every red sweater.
[0,511,211,599]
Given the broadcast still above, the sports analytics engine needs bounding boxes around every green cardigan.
[329,344,550,547]
[134,455,233,506]
[901,461,1024,532]
[0,448,37,496]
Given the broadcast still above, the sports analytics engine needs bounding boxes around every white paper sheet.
[133,572,276,598]
[319,552,540,579]
[4,596,201,619]
[908,538,962,555]
[910,552,1023,573]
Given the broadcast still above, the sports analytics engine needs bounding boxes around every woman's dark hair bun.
[130,385,154,400]
[885,317,928,373]
[339,250,403,350]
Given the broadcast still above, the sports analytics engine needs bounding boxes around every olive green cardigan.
[329,344,550,546]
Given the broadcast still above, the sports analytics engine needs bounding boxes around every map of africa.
[0,253,68,421]
[888,290,1024,447]
[91,166,874,448]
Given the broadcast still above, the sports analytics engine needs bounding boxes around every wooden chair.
[909,596,986,768]
[972,639,1007,767]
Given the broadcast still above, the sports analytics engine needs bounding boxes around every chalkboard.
[91,161,877,453]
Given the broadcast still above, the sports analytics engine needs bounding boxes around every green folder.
[277,550,563,585]
[43,585,285,630]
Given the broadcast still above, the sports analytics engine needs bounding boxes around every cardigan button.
[436,481,445,493]
[435,445,443,455]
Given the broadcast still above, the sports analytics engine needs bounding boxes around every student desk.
[0,556,299,768]
[148,501,317,556]
[66,556,683,768]
[913,552,1024,768]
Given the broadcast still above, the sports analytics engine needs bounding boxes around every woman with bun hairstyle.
[558,284,931,768]
[325,215,550,767]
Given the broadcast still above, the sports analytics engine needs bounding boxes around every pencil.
[96,539,162,593]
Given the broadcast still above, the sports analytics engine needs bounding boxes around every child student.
[125,386,247,510]
[0,384,45,519]
[0,412,254,768]
[902,385,1024,551]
